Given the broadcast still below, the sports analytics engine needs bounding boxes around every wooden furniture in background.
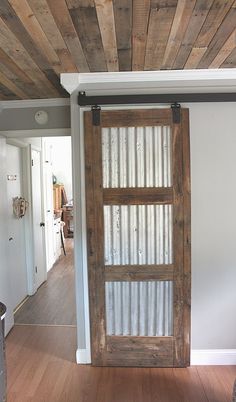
[62,206,73,238]
[53,184,68,211]
[53,184,63,210]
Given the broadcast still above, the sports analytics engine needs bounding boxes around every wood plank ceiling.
[0,0,236,99]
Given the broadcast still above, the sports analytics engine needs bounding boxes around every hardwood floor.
[14,239,76,326]
[7,239,236,401]
[6,325,236,402]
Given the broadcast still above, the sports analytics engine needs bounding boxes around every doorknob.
[40,222,45,227]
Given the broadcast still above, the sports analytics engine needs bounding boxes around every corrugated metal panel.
[104,205,173,265]
[102,126,172,188]
[105,281,173,336]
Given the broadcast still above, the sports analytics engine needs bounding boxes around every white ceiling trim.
[61,69,236,96]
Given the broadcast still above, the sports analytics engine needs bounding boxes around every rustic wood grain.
[0,70,28,99]
[101,108,172,127]
[69,2,107,72]
[105,336,174,366]
[113,0,132,71]
[0,82,18,99]
[172,108,185,367]
[197,6,236,68]
[0,0,235,99]
[105,264,174,281]
[95,0,119,71]
[132,0,150,70]
[85,108,190,367]
[184,47,207,69]
[194,0,235,49]
[0,48,42,98]
[210,28,236,68]
[0,17,58,98]
[8,0,61,73]
[28,0,78,73]
[145,5,175,70]
[103,187,173,205]
[47,0,89,72]
[173,0,214,69]
[221,46,236,68]
[0,0,65,96]
[181,109,191,367]
[84,111,106,366]
[162,0,196,69]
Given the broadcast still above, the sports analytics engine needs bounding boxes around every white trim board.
[191,349,236,365]
[0,98,70,110]
[76,348,91,365]
[76,348,236,365]
[1,128,71,138]
[61,68,236,95]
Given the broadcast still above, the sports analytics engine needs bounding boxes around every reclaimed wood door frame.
[84,108,191,367]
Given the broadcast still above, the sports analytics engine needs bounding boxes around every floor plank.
[14,239,76,326]
[6,325,236,402]
[197,366,236,402]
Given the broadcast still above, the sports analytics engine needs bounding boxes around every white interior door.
[6,144,28,310]
[31,149,46,289]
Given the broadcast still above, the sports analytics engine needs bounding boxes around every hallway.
[14,239,76,326]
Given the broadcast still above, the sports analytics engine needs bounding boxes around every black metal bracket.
[171,103,181,124]
[78,91,236,106]
[91,105,101,126]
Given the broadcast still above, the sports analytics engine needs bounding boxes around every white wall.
[45,137,72,202]
[189,102,236,349]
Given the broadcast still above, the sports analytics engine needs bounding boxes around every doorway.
[8,136,76,328]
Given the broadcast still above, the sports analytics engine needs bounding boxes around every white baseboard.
[75,348,236,365]
[76,348,91,364]
[191,349,236,365]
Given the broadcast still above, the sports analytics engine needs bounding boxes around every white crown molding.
[61,69,236,96]
[191,349,236,365]
[76,348,91,364]
[0,128,71,138]
[0,98,70,110]
[61,73,80,95]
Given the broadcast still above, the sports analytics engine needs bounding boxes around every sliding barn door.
[85,108,190,367]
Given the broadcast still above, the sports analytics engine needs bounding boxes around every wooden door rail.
[105,264,174,281]
[103,187,173,205]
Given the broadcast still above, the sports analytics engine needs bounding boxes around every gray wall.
[189,102,236,349]
[0,106,70,131]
